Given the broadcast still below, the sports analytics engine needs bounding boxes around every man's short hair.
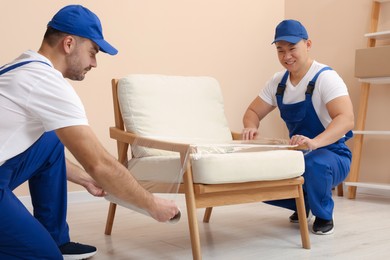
[43,26,67,47]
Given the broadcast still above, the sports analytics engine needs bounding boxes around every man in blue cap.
[242,19,354,235]
[0,5,179,259]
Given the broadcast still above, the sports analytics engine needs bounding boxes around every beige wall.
[3,0,390,196]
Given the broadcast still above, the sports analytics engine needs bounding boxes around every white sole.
[311,226,334,235]
[312,215,335,235]
[62,251,97,260]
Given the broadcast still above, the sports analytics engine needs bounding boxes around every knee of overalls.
[302,149,333,186]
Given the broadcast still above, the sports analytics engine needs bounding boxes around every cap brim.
[272,36,304,44]
[94,38,118,55]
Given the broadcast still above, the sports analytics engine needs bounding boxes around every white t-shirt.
[259,60,349,128]
[0,50,88,165]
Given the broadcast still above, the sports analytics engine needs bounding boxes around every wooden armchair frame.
[104,78,310,260]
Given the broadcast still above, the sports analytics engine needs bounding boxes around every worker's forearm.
[243,109,260,129]
[313,114,354,149]
[66,159,89,186]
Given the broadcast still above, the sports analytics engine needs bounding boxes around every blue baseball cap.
[48,5,118,55]
[272,19,308,44]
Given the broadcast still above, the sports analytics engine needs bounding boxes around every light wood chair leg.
[183,167,202,260]
[295,184,311,249]
[203,207,213,223]
[336,183,343,197]
[105,202,117,235]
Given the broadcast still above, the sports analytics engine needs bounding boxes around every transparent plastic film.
[104,136,190,224]
[190,137,309,159]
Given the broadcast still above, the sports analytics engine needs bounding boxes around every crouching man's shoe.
[289,209,312,223]
[59,242,97,260]
[312,217,334,235]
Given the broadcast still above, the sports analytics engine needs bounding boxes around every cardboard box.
[355,45,390,78]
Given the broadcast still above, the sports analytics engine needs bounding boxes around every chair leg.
[105,202,117,235]
[203,207,213,223]
[183,169,202,260]
[336,183,344,197]
[295,185,311,249]
[185,193,202,260]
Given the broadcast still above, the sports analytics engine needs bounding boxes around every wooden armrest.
[110,126,309,154]
[231,131,242,140]
[230,131,309,151]
[289,144,309,151]
[109,127,190,154]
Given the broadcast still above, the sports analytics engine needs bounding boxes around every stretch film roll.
[105,194,182,224]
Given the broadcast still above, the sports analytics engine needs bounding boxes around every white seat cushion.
[130,149,304,185]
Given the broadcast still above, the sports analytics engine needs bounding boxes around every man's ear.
[62,35,76,54]
[306,39,312,50]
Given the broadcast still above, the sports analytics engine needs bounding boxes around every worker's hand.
[242,128,258,140]
[84,179,106,197]
[290,134,318,150]
[148,195,180,223]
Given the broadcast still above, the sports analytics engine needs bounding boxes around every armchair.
[104,75,310,259]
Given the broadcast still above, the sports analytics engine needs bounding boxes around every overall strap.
[0,60,51,76]
[305,66,332,95]
[276,70,289,96]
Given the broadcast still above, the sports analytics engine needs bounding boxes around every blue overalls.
[268,67,352,221]
[0,61,68,259]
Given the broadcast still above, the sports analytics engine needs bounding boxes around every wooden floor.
[62,190,390,260]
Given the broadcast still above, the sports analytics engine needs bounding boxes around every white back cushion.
[118,75,233,157]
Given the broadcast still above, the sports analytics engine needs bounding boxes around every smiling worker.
[242,19,354,235]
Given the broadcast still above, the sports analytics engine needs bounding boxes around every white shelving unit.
[345,181,390,190]
[345,0,390,198]
[359,77,390,84]
[353,130,390,135]
[364,30,390,39]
